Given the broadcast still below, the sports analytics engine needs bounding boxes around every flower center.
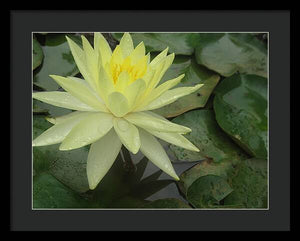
[110,56,147,84]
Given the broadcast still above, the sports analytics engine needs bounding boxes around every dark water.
[127,140,203,203]
[140,160,198,202]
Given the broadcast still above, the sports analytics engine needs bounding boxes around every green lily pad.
[33,115,90,193]
[178,158,237,208]
[170,110,249,162]
[195,33,267,77]
[33,173,91,208]
[33,34,81,91]
[112,32,200,55]
[32,116,52,173]
[187,175,233,208]
[178,157,267,208]
[32,38,44,70]
[153,56,220,118]
[224,158,268,208]
[213,74,268,159]
[33,98,72,117]
[33,99,48,114]
[178,159,235,194]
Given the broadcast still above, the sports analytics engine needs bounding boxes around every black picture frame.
[10,10,290,231]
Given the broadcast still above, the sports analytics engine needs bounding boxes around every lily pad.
[153,56,220,118]
[33,98,72,117]
[195,33,267,77]
[178,159,235,194]
[33,34,81,91]
[33,115,90,193]
[213,74,268,159]
[170,110,249,162]
[178,157,267,208]
[178,158,237,208]
[33,99,48,114]
[32,38,44,70]
[112,32,200,55]
[33,173,91,208]
[187,175,233,208]
[224,158,268,208]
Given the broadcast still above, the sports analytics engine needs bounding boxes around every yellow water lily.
[32,32,203,190]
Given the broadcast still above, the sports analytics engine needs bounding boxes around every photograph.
[32,31,268,209]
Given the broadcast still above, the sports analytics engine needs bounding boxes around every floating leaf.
[33,34,81,91]
[213,74,268,159]
[178,158,236,208]
[195,33,267,77]
[32,38,44,70]
[33,173,91,208]
[33,99,48,114]
[33,115,90,193]
[170,110,248,162]
[187,175,233,208]
[112,32,200,55]
[153,56,220,118]
[178,157,267,208]
[33,98,72,118]
[224,158,268,208]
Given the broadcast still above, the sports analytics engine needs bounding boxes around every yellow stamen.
[110,54,147,84]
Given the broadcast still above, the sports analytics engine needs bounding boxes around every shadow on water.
[90,138,204,208]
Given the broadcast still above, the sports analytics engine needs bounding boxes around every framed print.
[10,10,290,231]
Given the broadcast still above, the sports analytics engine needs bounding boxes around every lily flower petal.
[137,59,165,103]
[87,129,122,190]
[154,53,175,88]
[150,47,169,67]
[130,42,145,64]
[115,71,130,92]
[145,129,199,152]
[81,35,99,89]
[113,118,140,154]
[150,74,185,99]
[110,45,124,66]
[139,84,204,111]
[32,112,92,147]
[124,78,146,109]
[141,54,174,99]
[59,112,114,151]
[65,36,94,89]
[135,74,185,111]
[33,91,97,112]
[45,111,87,125]
[94,32,112,66]
[107,92,130,117]
[139,128,179,180]
[119,32,134,58]
[49,75,108,112]
[124,111,191,133]
[98,66,115,102]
